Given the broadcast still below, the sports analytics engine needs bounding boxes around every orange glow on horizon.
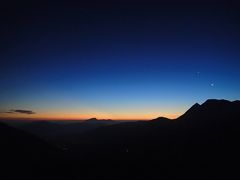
[0,111,180,120]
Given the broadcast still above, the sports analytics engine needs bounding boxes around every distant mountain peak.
[83,118,116,125]
[192,102,201,108]
[151,117,170,122]
[86,118,114,121]
[86,118,98,121]
[176,102,201,120]
[233,100,240,104]
[177,99,240,121]
[203,99,231,105]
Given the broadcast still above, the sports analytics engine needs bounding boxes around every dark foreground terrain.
[1,99,240,180]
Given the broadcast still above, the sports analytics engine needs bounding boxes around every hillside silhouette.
[0,122,70,179]
[11,118,121,145]
[65,99,240,179]
[1,99,240,179]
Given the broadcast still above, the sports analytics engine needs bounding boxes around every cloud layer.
[5,109,36,115]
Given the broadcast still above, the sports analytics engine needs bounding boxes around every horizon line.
[0,116,178,121]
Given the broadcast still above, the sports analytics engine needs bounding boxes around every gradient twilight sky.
[1,0,240,120]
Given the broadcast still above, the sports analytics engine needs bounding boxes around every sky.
[0,0,240,120]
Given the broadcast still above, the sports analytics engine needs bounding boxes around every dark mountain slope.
[65,99,240,180]
[0,122,69,180]
[12,118,121,146]
[2,99,240,180]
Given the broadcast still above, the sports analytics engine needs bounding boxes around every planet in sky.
[0,0,240,120]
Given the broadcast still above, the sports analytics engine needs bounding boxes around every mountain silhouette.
[2,99,240,180]
[84,118,117,124]
[63,99,240,180]
[0,122,69,179]
[151,116,171,122]
[10,118,121,146]
[177,99,240,131]
[178,99,240,120]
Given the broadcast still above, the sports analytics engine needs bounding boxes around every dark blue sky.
[1,0,240,119]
